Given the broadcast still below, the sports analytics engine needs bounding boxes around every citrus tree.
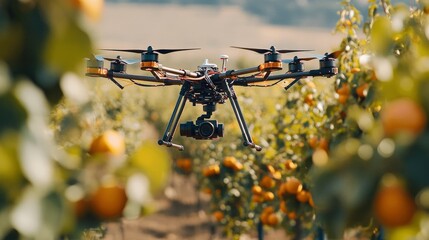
[50,83,172,237]
[311,0,429,239]
[0,0,171,238]
[0,0,94,238]
[186,79,335,239]
[174,1,429,239]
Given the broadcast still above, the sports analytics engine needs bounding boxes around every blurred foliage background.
[2,0,429,239]
[0,0,171,239]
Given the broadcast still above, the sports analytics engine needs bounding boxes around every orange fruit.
[260,212,269,224]
[336,83,350,95]
[177,158,192,172]
[89,184,127,219]
[338,94,349,104]
[89,130,125,156]
[287,212,297,220]
[263,206,275,214]
[260,175,275,189]
[381,98,426,137]
[223,156,243,171]
[252,194,264,203]
[296,190,310,203]
[271,171,282,180]
[285,177,303,194]
[203,164,220,177]
[351,67,361,73]
[260,206,275,225]
[213,210,224,222]
[266,164,276,174]
[201,188,212,195]
[308,136,319,149]
[304,94,315,106]
[232,162,243,171]
[202,167,210,177]
[318,137,329,151]
[210,165,221,175]
[356,83,369,98]
[263,191,275,201]
[277,183,288,197]
[223,156,237,168]
[284,159,298,170]
[252,185,263,195]
[267,213,279,226]
[374,184,416,228]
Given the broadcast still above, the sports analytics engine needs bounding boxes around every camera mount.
[180,103,224,140]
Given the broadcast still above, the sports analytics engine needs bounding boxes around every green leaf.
[44,21,92,73]
[371,16,393,55]
[129,141,171,194]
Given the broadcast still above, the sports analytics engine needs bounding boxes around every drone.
[86,45,339,151]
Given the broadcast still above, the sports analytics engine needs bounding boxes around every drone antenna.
[220,55,229,72]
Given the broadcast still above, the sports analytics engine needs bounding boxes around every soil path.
[103,174,286,240]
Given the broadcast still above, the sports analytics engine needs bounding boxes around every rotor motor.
[319,58,336,68]
[288,61,304,72]
[110,61,126,72]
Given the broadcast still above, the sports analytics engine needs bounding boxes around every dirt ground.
[101,174,375,240]
[102,174,287,240]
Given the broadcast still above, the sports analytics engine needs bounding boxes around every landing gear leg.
[158,82,190,151]
[222,80,262,151]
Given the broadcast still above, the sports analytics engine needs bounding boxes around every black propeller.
[103,56,139,65]
[231,46,313,54]
[282,50,341,65]
[282,56,318,63]
[316,50,342,59]
[101,46,201,54]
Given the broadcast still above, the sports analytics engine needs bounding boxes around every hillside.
[93,3,344,70]
[103,0,410,27]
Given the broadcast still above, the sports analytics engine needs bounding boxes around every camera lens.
[180,121,194,137]
[198,121,215,138]
[217,123,224,137]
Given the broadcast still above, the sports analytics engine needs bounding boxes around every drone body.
[86,46,339,151]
